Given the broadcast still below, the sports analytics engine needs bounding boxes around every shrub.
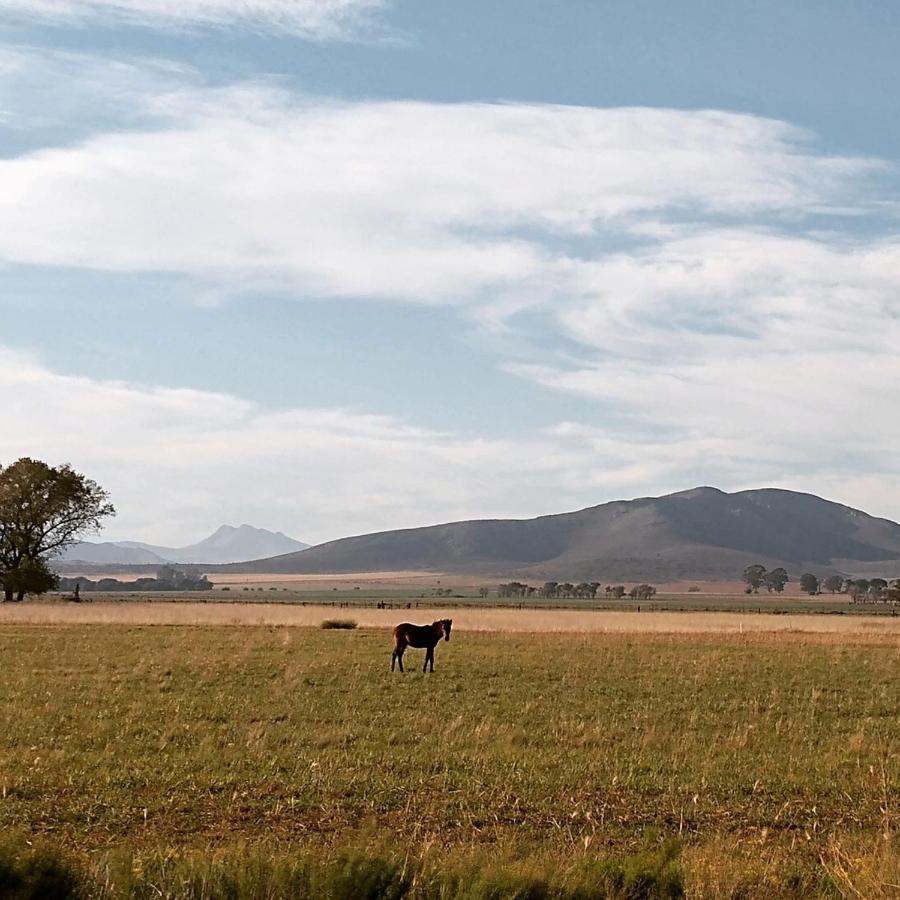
[320,619,358,630]
[0,837,84,900]
[585,839,685,899]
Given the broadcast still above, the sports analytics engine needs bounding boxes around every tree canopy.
[0,458,114,601]
[764,568,789,593]
[742,564,767,593]
[799,573,819,595]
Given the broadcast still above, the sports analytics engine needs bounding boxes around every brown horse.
[391,619,452,672]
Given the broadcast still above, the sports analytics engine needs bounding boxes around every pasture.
[0,618,896,897]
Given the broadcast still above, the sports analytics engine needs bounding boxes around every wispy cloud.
[4,345,900,544]
[0,66,880,303]
[0,347,611,543]
[0,0,390,39]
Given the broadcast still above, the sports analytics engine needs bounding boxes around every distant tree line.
[745,565,900,602]
[741,565,789,594]
[58,566,212,594]
[495,581,657,601]
[801,573,900,602]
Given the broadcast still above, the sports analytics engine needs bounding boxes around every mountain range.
[60,525,309,566]
[219,487,900,580]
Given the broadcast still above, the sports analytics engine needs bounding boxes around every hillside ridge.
[219,487,900,580]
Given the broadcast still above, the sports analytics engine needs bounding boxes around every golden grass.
[2,600,899,636]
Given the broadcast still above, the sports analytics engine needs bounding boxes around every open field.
[0,622,896,897]
[2,601,900,634]
[55,569,863,598]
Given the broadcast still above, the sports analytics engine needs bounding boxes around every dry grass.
[2,600,899,636]
[0,622,896,896]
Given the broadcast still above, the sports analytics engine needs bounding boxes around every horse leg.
[391,648,396,671]
[429,646,435,673]
[396,646,405,673]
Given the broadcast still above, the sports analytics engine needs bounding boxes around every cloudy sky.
[2,1,900,545]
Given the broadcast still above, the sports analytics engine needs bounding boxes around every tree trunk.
[3,588,13,602]
[15,590,25,602]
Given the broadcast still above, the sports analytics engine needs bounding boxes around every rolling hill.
[61,525,309,566]
[223,487,900,580]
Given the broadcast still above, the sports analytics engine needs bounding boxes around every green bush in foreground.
[0,837,83,900]
[0,839,684,900]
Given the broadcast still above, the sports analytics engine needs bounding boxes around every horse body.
[391,619,452,672]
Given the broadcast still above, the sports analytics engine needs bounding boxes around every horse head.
[441,618,452,641]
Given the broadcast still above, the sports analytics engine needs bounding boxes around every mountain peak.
[666,486,727,500]
[220,486,900,580]
[60,523,309,566]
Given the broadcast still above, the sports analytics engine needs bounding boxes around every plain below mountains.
[61,525,309,566]
[222,488,900,581]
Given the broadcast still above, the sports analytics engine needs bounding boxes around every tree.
[764,568,789,593]
[742,565,767,594]
[1,557,58,603]
[799,573,819,595]
[541,582,558,599]
[0,458,114,601]
[822,575,844,594]
[629,583,656,601]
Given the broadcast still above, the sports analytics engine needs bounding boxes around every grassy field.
[3,601,900,635]
[48,586,900,617]
[0,623,896,897]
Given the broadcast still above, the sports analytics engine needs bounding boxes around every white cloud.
[0,348,593,544]
[4,345,900,547]
[0,0,389,39]
[0,80,879,304]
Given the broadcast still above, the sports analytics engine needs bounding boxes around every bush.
[0,838,687,900]
[320,619,358,630]
[585,840,685,899]
[0,837,84,900]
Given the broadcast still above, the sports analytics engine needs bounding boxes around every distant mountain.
[57,542,169,566]
[60,525,309,566]
[220,488,900,580]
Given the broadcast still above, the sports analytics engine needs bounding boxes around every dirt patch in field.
[1,602,898,636]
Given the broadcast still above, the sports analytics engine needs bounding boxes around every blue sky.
[1,1,899,545]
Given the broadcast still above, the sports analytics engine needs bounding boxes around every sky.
[1,0,900,545]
